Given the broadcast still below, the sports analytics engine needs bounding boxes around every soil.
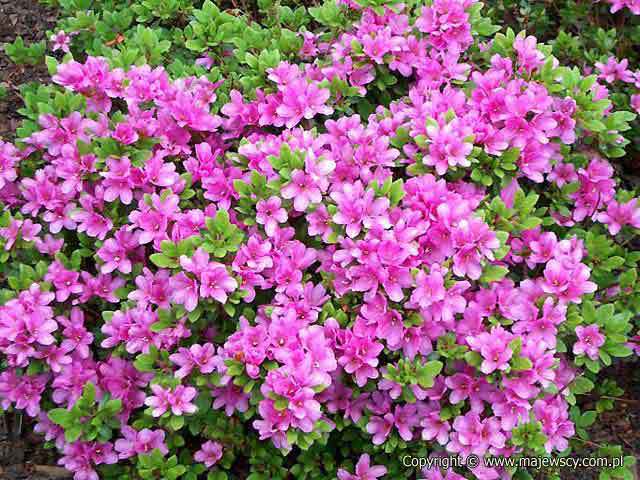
[0,0,57,141]
[0,1,638,480]
[559,360,640,480]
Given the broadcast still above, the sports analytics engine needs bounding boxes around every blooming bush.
[489,0,640,162]
[1,0,640,479]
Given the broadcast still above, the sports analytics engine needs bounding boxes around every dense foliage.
[1,0,640,479]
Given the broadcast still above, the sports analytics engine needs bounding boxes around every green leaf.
[480,265,508,283]
[389,179,405,206]
[571,376,594,395]
[500,147,520,164]
[49,408,74,427]
[82,382,96,404]
[161,240,179,257]
[464,351,482,369]
[134,354,156,372]
[150,253,176,268]
[274,398,288,411]
[605,344,633,357]
[578,410,597,428]
[65,425,83,443]
[168,415,184,430]
[511,356,533,371]
[103,399,123,415]
[233,179,252,197]
[416,360,443,389]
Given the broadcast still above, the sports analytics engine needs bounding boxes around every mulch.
[560,359,640,480]
[0,0,57,141]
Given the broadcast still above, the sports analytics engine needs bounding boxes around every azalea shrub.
[1,0,640,480]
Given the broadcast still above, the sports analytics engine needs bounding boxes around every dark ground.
[0,0,64,478]
[572,361,640,480]
[0,0,638,479]
[0,0,57,141]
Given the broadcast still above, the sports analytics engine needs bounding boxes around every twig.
[573,437,605,449]
[32,465,73,477]
[600,395,640,404]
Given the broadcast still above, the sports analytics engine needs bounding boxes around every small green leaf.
[481,265,508,283]
[511,356,533,371]
[49,408,75,427]
[150,253,176,268]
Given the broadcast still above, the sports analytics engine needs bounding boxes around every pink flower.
[448,412,505,457]
[34,234,64,255]
[169,343,219,379]
[113,123,139,145]
[45,261,83,302]
[423,121,473,175]
[71,195,113,240]
[256,196,288,236]
[144,385,198,417]
[212,383,250,416]
[58,441,117,480]
[101,157,136,204]
[0,371,48,417]
[0,219,41,250]
[466,327,514,375]
[128,268,171,309]
[338,454,387,480]
[331,182,391,237]
[281,170,322,212]
[338,332,384,386]
[632,94,640,114]
[513,34,545,72]
[144,384,172,417]
[97,228,138,274]
[534,396,575,452]
[169,385,198,416]
[411,270,446,308]
[195,55,215,70]
[0,219,21,250]
[421,408,451,445]
[170,272,199,312]
[143,153,179,188]
[275,78,333,128]
[573,324,605,360]
[0,140,19,189]
[194,441,223,467]
[115,427,168,459]
[366,413,394,445]
[307,204,333,241]
[595,198,640,235]
[541,259,570,295]
[50,30,74,53]
[595,57,634,84]
[168,91,221,131]
[58,308,93,358]
[199,265,238,303]
[2,23,638,471]
[415,0,473,51]
[452,219,499,280]
[528,231,558,267]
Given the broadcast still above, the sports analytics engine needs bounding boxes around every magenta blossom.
[50,30,75,53]
[573,325,605,360]
[256,196,288,236]
[194,440,223,467]
[338,454,387,480]
[199,265,238,303]
[466,327,514,375]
